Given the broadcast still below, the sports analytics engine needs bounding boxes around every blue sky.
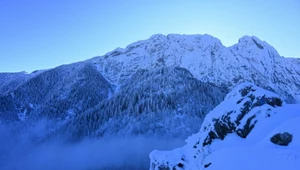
[0,0,299,72]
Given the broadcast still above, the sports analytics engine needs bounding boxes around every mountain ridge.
[86,34,300,102]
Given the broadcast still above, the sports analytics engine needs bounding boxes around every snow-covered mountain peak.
[119,33,224,56]
[231,35,282,59]
[149,33,168,41]
[103,33,280,62]
[238,35,263,45]
[88,33,300,103]
[196,34,223,46]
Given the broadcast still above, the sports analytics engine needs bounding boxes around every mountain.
[1,33,300,139]
[87,34,300,103]
[150,82,300,170]
[0,34,299,169]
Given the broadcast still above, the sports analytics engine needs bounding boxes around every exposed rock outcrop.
[270,132,293,146]
[150,83,285,170]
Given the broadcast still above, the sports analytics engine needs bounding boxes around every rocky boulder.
[270,132,293,146]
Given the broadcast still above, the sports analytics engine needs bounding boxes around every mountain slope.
[0,71,42,95]
[150,83,300,170]
[50,67,226,141]
[0,63,113,121]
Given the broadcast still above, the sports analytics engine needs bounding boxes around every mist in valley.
[0,122,185,170]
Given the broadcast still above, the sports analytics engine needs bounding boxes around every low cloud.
[0,125,185,170]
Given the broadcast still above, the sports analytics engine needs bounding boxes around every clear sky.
[0,0,299,72]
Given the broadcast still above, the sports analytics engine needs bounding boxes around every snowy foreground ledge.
[150,82,300,170]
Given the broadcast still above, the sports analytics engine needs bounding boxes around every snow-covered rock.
[150,82,300,170]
